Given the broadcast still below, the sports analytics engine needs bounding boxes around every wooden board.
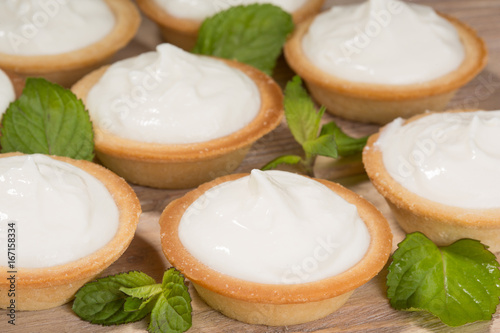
[2,0,500,332]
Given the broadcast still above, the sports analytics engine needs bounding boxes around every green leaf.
[260,76,366,176]
[303,134,338,159]
[123,297,145,313]
[261,154,302,170]
[72,271,157,325]
[120,284,163,300]
[162,268,188,291]
[148,268,192,333]
[124,294,160,313]
[320,122,368,157]
[192,4,294,75]
[73,269,193,332]
[0,77,94,161]
[284,76,325,145]
[121,284,163,313]
[387,232,500,326]
[149,289,192,333]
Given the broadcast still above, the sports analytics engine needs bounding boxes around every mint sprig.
[262,76,368,176]
[73,268,192,333]
[387,232,500,326]
[192,4,294,75]
[319,121,368,158]
[0,77,94,161]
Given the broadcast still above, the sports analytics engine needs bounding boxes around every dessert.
[160,170,392,325]
[0,153,141,310]
[363,110,500,251]
[136,0,325,50]
[1,69,25,100]
[284,0,488,124]
[0,69,16,116]
[0,0,141,87]
[71,43,284,189]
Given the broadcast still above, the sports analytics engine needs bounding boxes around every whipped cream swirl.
[0,154,119,268]
[153,0,308,20]
[86,43,261,144]
[179,170,370,284]
[0,0,115,55]
[302,0,465,84]
[375,111,500,209]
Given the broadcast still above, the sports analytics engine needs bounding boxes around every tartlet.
[2,69,24,98]
[71,58,284,189]
[363,110,500,252]
[0,153,141,311]
[0,0,140,87]
[136,0,325,51]
[159,172,392,326]
[0,69,20,118]
[284,13,488,124]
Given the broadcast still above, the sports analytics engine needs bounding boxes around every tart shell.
[159,173,393,326]
[363,111,500,252]
[284,13,488,124]
[136,0,326,51]
[0,153,141,311]
[71,59,284,189]
[0,0,141,87]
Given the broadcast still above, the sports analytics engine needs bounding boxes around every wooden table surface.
[2,0,500,332]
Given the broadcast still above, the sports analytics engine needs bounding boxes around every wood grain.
[2,0,500,332]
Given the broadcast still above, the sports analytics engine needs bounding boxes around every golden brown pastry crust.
[71,58,284,189]
[159,173,392,325]
[284,13,488,124]
[0,153,141,311]
[136,0,326,51]
[0,0,141,87]
[193,284,354,326]
[363,110,500,251]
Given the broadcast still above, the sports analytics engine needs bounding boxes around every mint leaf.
[124,294,160,313]
[162,267,189,291]
[261,154,302,170]
[284,76,325,145]
[303,134,338,159]
[260,75,367,177]
[320,122,367,157]
[149,291,191,333]
[121,284,163,313]
[387,232,500,326]
[149,269,192,333]
[72,271,157,325]
[73,269,192,333]
[120,284,163,300]
[0,78,94,161]
[123,297,145,313]
[192,4,294,75]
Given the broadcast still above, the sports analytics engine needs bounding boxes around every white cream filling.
[86,43,261,144]
[179,169,370,284]
[302,0,465,84]
[0,154,119,268]
[0,69,15,116]
[375,111,500,209]
[153,0,308,21]
[0,0,115,55]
